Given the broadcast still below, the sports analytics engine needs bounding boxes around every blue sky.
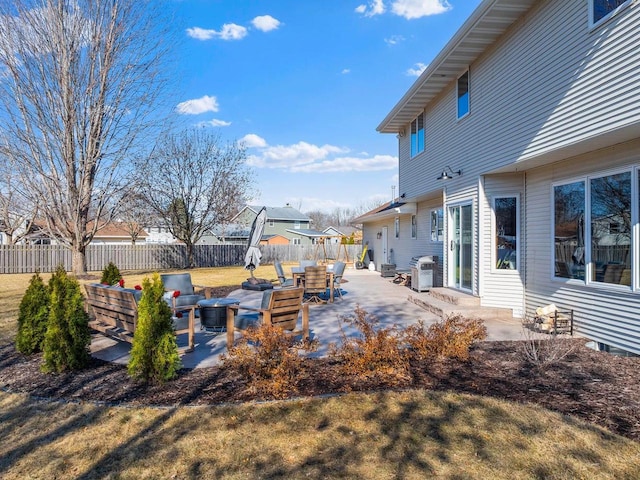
[171,0,482,213]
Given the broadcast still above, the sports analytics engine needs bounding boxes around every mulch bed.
[1,337,639,442]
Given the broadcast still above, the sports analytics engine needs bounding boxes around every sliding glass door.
[449,204,473,291]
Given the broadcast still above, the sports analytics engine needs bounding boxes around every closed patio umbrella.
[244,207,267,277]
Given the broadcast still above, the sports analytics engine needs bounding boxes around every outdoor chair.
[160,273,211,311]
[226,287,309,350]
[299,260,317,269]
[303,265,327,303]
[274,261,294,287]
[330,261,346,300]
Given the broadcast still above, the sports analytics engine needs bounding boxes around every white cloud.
[355,0,386,17]
[195,119,231,127]
[176,95,219,115]
[384,35,405,46]
[341,68,351,74]
[251,15,281,32]
[186,23,248,41]
[406,62,427,76]
[290,154,397,173]
[241,134,268,148]
[243,136,397,173]
[391,0,452,19]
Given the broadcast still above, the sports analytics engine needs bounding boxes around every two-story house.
[358,0,640,354]
[232,204,319,245]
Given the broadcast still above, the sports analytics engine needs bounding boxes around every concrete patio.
[91,267,529,369]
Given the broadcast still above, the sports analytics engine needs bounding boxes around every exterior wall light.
[437,166,462,180]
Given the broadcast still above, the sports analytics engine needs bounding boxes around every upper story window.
[294,221,301,230]
[410,113,424,157]
[590,0,631,27]
[457,70,470,119]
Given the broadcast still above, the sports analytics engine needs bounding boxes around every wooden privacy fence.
[0,244,361,274]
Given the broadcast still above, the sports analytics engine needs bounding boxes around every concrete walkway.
[91,267,527,369]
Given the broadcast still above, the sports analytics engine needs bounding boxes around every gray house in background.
[232,204,316,245]
[357,0,640,354]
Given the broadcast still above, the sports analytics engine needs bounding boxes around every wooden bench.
[85,284,195,352]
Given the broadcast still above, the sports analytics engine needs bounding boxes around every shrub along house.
[359,0,640,354]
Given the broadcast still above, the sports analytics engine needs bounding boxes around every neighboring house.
[90,222,149,245]
[359,0,640,354]
[322,226,362,244]
[232,204,315,245]
[143,225,178,244]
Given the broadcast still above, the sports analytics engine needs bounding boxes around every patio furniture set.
[85,262,344,354]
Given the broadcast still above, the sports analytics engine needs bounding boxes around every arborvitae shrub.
[42,266,91,373]
[100,261,122,285]
[128,273,181,384]
[15,272,50,355]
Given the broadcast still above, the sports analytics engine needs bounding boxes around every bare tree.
[0,0,173,274]
[139,129,255,268]
[117,192,157,244]
[0,171,39,244]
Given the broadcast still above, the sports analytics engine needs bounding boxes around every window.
[268,220,275,227]
[590,0,630,26]
[457,70,469,119]
[291,238,300,245]
[554,181,585,280]
[430,209,444,242]
[494,197,518,270]
[590,172,631,285]
[294,221,301,230]
[411,215,417,239]
[410,113,424,157]
[553,171,632,286]
[394,217,400,238]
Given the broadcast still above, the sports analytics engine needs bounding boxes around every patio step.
[408,289,513,321]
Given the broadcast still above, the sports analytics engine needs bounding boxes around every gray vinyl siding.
[525,138,640,354]
[397,0,640,199]
[480,173,525,317]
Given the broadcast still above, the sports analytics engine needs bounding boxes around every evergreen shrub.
[128,273,181,384]
[15,272,50,355]
[100,261,122,286]
[42,266,91,373]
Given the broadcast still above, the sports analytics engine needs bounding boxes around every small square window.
[457,70,469,119]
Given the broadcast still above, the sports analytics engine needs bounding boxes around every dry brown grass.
[1,389,639,479]
[2,267,640,477]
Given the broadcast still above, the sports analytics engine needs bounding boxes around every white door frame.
[381,226,389,269]
[448,202,474,292]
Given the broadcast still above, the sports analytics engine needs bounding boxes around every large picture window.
[410,113,424,157]
[553,170,633,287]
[494,197,518,270]
[590,0,630,26]
[457,70,469,119]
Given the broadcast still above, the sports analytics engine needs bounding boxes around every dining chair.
[303,265,327,303]
[274,261,294,287]
[330,261,346,299]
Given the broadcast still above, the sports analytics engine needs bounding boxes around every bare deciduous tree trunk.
[0,0,173,274]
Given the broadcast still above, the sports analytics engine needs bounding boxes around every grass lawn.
[1,267,640,479]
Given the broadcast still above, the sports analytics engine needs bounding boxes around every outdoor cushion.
[232,312,260,330]
[241,281,273,291]
[160,273,196,295]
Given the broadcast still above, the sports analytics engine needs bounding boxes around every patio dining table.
[291,266,335,303]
